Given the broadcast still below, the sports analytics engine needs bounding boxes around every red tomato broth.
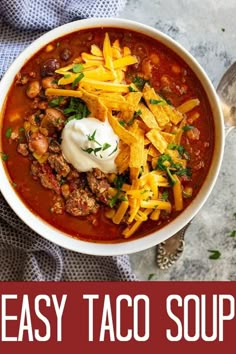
[1,27,214,242]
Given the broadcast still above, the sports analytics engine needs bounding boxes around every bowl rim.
[0,17,225,256]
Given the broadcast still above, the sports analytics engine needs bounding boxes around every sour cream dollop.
[61,118,119,173]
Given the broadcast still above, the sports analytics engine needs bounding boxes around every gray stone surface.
[119,0,236,280]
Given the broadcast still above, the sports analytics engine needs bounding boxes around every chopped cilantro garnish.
[34,115,41,124]
[156,153,191,184]
[128,85,137,92]
[175,167,191,177]
[141,189,149,195]
[108,141,118,156]
[148,273,155,280]
[82,147,94,154]
[0,152,8,161]
[149,99,166,105]
[230,230,236,237]
[11,182,17,188]
[161,190,169,201]
[64,97,90,123]
[132,76,149,90]
[157,154,172,171]
[127,109,142,126]
[72,64,84,73]
[102,143,111,151]
[208,250,221,260]
[19,127,25,132]
[119,120,125,127]
[182,125,194,131]
[87,130,101,146]
[5,127,12,139]
[120,196,128,202]
[72,72,84,88]
[109,193,119,208]
[109,175,127,207]
[64,74,71,79]
[167,143,185,156]
[49,96,64,107]
[52,78,59,85]
[166,167,177,185]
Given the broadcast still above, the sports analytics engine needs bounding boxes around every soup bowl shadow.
[0,18,224,256]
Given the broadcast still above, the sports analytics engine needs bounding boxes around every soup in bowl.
[0,18,224,255]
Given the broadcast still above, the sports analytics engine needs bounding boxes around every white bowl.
[0,18,224,256]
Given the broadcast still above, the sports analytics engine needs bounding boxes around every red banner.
[0,282,235,353]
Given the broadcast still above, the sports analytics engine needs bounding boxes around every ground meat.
[17,143,29,156]
[48,139,61,153]
[67,169,80,181]
[30,161,41,178]
[65,188,99,216]
[30,162,60,194]
[16,72,30,85]
[50,197,65,215]
[193,160,205,171]
[48,154,70,177]
[86,168,111,205]
[186,127,200,140]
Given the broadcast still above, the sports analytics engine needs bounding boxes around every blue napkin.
[0,0,136,281]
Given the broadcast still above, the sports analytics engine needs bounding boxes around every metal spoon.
[156,62,236,269]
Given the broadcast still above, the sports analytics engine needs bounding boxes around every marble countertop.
[119,0,236,280]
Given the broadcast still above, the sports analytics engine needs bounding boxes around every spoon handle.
[156,222,191,269]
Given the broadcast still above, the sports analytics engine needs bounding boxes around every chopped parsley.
[49,96,64,107]
[72,64,84,73]
[127,109,142,126]
[156,153,191,185]
[230,230,236,237]
[64,97,90,123]
[109,175,127,207]
[102,143,111,151]
[161,190,169,201]
[149,99,166,105]
[0,152,8,161]
[167,143,185,156]
[82,131,117,158]
[5,127,12,139]
[108,141,118,156]
[72,72,84,88]
[87,130,101,146]
[52,78,59,85]
[175,167,192,177]
[182,125,195,131]
[208,249,221,260]
[11,182,17,188]
[119,120,125,127]
[156,154,172,171]
[128,85,137,92]
[132,76,149,90]
[148,273,155,280]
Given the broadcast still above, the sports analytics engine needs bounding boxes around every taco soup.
[1,28,214,242]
